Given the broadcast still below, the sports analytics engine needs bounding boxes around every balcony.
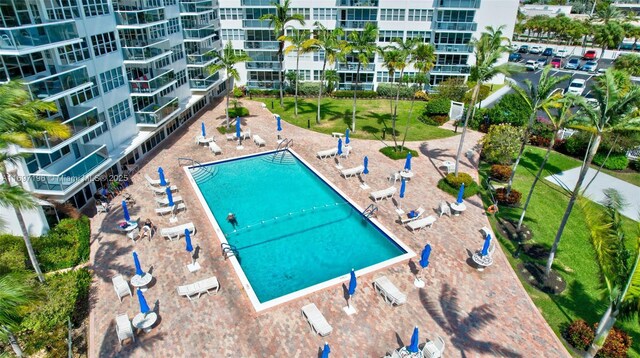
[189,72,221,91]
[29,144,109,193]
[114,0,167,11]
[183,28,219,40]
[435,22,477,32]
[116,8,166,27]
[186,49,218,66]
[437,0,480,8]
[244,41,279,50]
[431,64,471,74]
[242,20,272,28]
[180,0,215,13]
[25,66,92,101]
[28,107,101,151]
[434,44,474,53]
[0,20,81,55]
[241,0,273,5]
[123,44,172,64]
[246,62,281,70]
[135,97,180,125]
[338,82,373,90]
[338,0,379,6]
[337,63,375,71]
[246,80,281,89]
[129,69,176,95]
[338,21,369,29]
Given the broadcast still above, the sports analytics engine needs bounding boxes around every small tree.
[0,274,36,357]
[280,28,316,117]
[481,124,524,165]
[434,77,468,103]
[347,22,378,133]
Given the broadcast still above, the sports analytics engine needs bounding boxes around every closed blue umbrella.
[456,183,465,204]
[404,152,412,171]
[122,200,130,222]
[276,115,282,132]
[166,186,174,207]
[348,268,357,296]
[345,128,350,145]
[337,138,343,156]
[400,179,406,199]
[321,343,331,358]
[185,228,193,253]
[481,234,492,256]
[137,289,151,315]
[133,252,144,276]
[158,167,166,186]
[363,156,369,175]
[408,326,419,353]
[201,121,206,137]
[236,116,241,139]
[419,244,432,269]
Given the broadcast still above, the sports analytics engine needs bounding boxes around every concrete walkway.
[545,167,640,220]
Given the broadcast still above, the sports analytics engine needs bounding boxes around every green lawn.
[252,97,457,142]
[478,146,640,357]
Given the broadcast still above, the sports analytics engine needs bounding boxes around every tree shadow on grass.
[520,151,563,176]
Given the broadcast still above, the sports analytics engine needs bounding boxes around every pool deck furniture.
[119,220,139,233]
[370,186,396,202]
[316,148,338,159]
[112,275,132,302]
[233,129,252,140]
[145,174,169,187]
[399,207,425,224]
[176,276,220,301]
[225,133,235,141]
[155,203,187,216]
[438,201,451,217]
[340,146,352,158]
[253,134,266,147]
[96,203,109,213]
[131,273,152,292]
[472,252,494,271]
[147,183,178,196]
[160,222,195,241]
[126,228,140,242]
[397,347,423,357]
[195,136,214,145]
[340,165,364,178]
[209,141,222,154]
[423,335,445,358]
[301,303,333,337]
[481,226,492,239]
[449,202,467,216]
[115,314,135,345]
[406,215,437,231]
[155,195,184,206]
[441,160,455,174]
[373,276,407,306]
[399,170,414,180]
[331,132,344,138]
[132,312,158,333]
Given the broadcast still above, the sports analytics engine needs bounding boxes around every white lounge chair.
[423,335,445,358]
[399,207,425,224]
[155,195,184,206]
[438,201,451,217]
[253,134,266,147]
[340,165,364,178]
[373,276,407,306]
[242,129,252,140]
[147,183,178,196]
[155,203,187,216]
[176,277,220,301]
[160,222,195,241]
[225,133,235,141]
[370,186,396,202]
[209,141,222,154]
[96,203,109,213]
[112,275,132,302]
[301,303,332,337]
[316,148,338,159]
[115,314,135,345]
[406,215,437,231]
[126,228,140,242]
[195,136,214,145]
[145,174,169,187]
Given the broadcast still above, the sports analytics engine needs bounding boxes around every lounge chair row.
[176,276,220,301]
[226,129,252,141]
[155,203,187,216]
[160,222,195,241]
[145,174,170,187]
[340,165,364,178]
[316,145,351,159]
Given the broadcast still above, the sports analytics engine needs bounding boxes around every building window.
[82,120,108,143]
[90,32,117,57]
[220,8,243,20]
[171,44,184,62]
[176,69,187,87]
[379,30,404,43]
[99,67,125,93]
[289,8,310,20]
[408,9,433,22]
[221,29,244,40]
[407,31,431,43]
[70,78,100,105]
[379,9,405,21]
[108,100,132,127]
[58,40,90,64]
[165,0,177,5]
[83,0,109,17]
[167,18,181,34]
[313,8,337,20]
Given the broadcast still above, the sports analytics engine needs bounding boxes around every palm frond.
[0,184,37,210]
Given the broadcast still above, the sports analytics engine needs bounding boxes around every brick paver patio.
[88,100,569,357]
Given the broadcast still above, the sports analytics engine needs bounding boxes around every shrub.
[494,188,522,206]
[376,83,416,98]
[613,53,640,76]
[297,82,323,96]
[485,93,532,127]
[563,319,594,351]
[444,172,474,188]
[333,90,378,98]
[630,159,640,172]
[228,106,250,117]
[490,165,512,182]
[592,152,629,170]
[0,234,28,274]
[596,325,633,358]
[481,124,525,165]
[558,131,590,157]
[529,134,551,148]
[434,77,468,102]
[33,217,90,272]
[414,91,429,101]
[464,84,491,104]
[437,177,481,199]
[233,86,244,98]
[379,146,419,160]
[424,97,451,116]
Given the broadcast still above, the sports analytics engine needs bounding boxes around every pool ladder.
[363,204,378,218]
[276,138,293,151]
[221,243,239,260]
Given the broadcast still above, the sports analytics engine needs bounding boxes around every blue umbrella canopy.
[456,183,465,204]
[408,326,420,353]
[419,244,432,269]
[185,228,193,253]
[337,138,343,156]
[348,269,357,296]
[133,252,144,276]
[481,234,492,256]
[363,156,369,175]
[201,121,206,137]
[321,343,331,358]
[158,167,167,186]
[166,186,174,207]
[236,116,241,139]
[276,115,282,132]
[122,200,130,222]
[137,289,151,315]
[404,152,412,171]
[345,128,350,145]
[399,179,406,199]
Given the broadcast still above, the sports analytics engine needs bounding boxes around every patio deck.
[88,100,569,357]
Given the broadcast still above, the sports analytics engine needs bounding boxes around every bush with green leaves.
[481,124,525,165]
[333,90,378,99]
[444,172,474,188]
[630,159,640,172]
[592,152,629,170]
[233,86,244,98]
[613,53,640,76]
[228,107,250,117]
[297,82,323,96]
[0,235,27,274]
[434,77,468,102]
[379,146,419,160]
[437,173,480,199]
[485,93,531,127]
[376,83,416,99]
[563,319,594,351]
[464,84,491,105]
[32,217,90,272]
[424,97,451,116]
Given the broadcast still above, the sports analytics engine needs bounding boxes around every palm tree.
[347,23,378,133]
[505,67,570,196]
[453,26,520,176]
[313,22,345,125]
[324,69,339,94]
[280,28,317,118]
[388,38,419,149]
[579,190,640,358]
[401,43,435,149]
[592,3,623,25]
[260,0,305,107]
[593,22,626,59]
[206,41,252,128]
[544,69,640,278]
[0,274,36,357]
[378,47,403,130]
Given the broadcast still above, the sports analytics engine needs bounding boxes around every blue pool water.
[190,150,406,303]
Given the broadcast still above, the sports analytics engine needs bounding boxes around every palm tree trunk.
[294,53,300,117]
[400,82,420,149]
[517,133,557,230]
[583,134,620,194]
[545,134,602,277]
[585,304,618,358]
[278,39,284,107]
[352,62,361,133]
[2,327,23,357]
[454,83,480,176]
[392,69,404,149]
[317,58,327,124]
[225,76,231,128]
[507,111,537,195]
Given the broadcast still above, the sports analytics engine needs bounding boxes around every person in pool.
[227,213,238,228]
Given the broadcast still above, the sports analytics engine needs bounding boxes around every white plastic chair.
[115,314,135,345]
[112,275,132,302]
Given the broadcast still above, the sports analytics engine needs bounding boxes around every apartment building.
[0,0,225,235]
[218,0,518,90]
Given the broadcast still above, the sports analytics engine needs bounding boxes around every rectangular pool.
[185,149,414,311]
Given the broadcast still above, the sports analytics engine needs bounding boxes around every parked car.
[542,47,554,56]
[510,44,520,52]
[566,79,587,96]
[581,60,598,72]
[565,58,580,70]
[518,45,529,53]
[529,45,543,54]
[525,60,539,71]
[536,57,548,67]
[583,50,597,60]
[556,49,569,58]
[508,53,523,62]
[550,57,563,68]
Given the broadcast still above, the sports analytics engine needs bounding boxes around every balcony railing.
[431,65,471,74]
[114,0,166,11]
[434,44,474,53]
[0,20,80,53]
[29,145,108,192]
[186,49,217,66]
[180,0,215,13]
[123,45,170,62]
[189,72,220,90]
[244,41,279,50]
[116,9,165,26]
[338,82,374,90]
[241,0,273,5]
[337,63,375,71]
[339,0,379,6]
[25,66,91,100]
[435,22,477,31]
[135,97,179,125]
[338,21,369,29]
[437,0,480,8]
[129,69,175,94]
[30,107,100,149]
[242,20,272,28]
[246,62,281,70]
[183,28,218,39]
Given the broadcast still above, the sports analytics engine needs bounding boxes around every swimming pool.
[185,149,414,311]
